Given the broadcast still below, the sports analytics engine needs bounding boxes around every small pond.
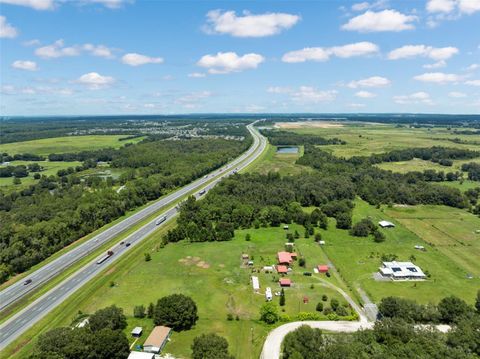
[276,146,299,154]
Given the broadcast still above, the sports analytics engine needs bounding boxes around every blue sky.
[1,0,480,115]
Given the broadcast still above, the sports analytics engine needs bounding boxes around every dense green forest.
[0,136,250,283]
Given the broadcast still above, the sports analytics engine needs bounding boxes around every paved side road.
[260,321,451,359]
[0,124,267,352]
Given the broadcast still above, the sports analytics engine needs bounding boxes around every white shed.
[379,220,395,228]
[265,287,273,301]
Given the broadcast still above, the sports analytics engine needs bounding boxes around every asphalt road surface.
[0,123,266,351]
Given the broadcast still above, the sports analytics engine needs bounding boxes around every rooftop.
[143,326,172,348]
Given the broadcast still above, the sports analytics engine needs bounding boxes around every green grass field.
[289,124,480,158]
[0,135,143,156]
[319,199,480,305]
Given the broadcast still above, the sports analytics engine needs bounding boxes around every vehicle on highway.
[199,189,206,196]
[120,241,125,245]
[96,250,114,265]
[23,279,32,285]
[125,242,131,247]
[155,216,167,225]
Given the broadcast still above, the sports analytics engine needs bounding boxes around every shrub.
[260,302,279,324]
[133,305,146,318]
[316,302,324,312]
[322,294,328,302]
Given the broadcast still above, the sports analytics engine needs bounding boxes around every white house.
[128,352,155,359]
[265,287,273,301]
[379,261,426,280]
[251,276,260,292]
[379,220,395,228]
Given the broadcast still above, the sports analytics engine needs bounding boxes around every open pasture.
[0,135,143,156]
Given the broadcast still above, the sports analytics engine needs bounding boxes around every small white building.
[131,326,142,337]
[283,225,289,230]
[414,245,425,251]
[251,276,260,292]
[263,265,274,272]
[318,240,325,245]
[379,261,426,280]
[265,287,273,301]
[379,220,395,228]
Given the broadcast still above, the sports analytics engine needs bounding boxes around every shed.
[127,352,155,359]
[242,254,249,260]
[379,220,395,228]
[283,225,289,230]
[263,265,274,272]
[276,265,288,274]
[317,265,329,273]
[143,326,172,354]
[265,287,273,301]
[318,240,325,245]
[279,278,291,287]
[131,326,143,337]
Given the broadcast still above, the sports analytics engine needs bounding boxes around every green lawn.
[0,135,143,156]
[319,199,480,305]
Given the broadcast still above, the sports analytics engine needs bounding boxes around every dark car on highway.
[23,279,32,285]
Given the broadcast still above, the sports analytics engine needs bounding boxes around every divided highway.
[0,124,266,351]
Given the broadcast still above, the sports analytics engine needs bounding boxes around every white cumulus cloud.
[423,60,447,69]
[188,72,206,78]
[413,72,461,83]
[267,86,292,94]
[465,79,480,86]
[355,90,377,98]
[388,45,458,61]
[76,72,115,90]
[393,91,433,105]
[12,60,38,71]
[282,42,378,63]
[342,9,418,32]
[426,0,457,13]
[204,10,300,37]
[0,16,18,38]
[0,0,54,10]
[292,86,338,103]
[197,52,264,74]
[448,91,467,98]
[121,53,164,66]
[347,76,391,88]
[35,40,115,59]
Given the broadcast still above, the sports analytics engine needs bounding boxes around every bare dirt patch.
[274,121,344,129]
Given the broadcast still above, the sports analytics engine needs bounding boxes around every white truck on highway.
[155,216,167,225]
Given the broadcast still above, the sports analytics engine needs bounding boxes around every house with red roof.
[277,251,294,265]
[279,278,291,287]
[317,265,329,273]
[276,265,288,274]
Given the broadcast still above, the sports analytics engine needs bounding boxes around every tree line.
[260,129,346,146]
[283,292,480,359]
[0,136,249,284]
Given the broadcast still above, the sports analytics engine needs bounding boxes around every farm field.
[287,123,480,157]
[319,199,480,305]
[0,135,143,155]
